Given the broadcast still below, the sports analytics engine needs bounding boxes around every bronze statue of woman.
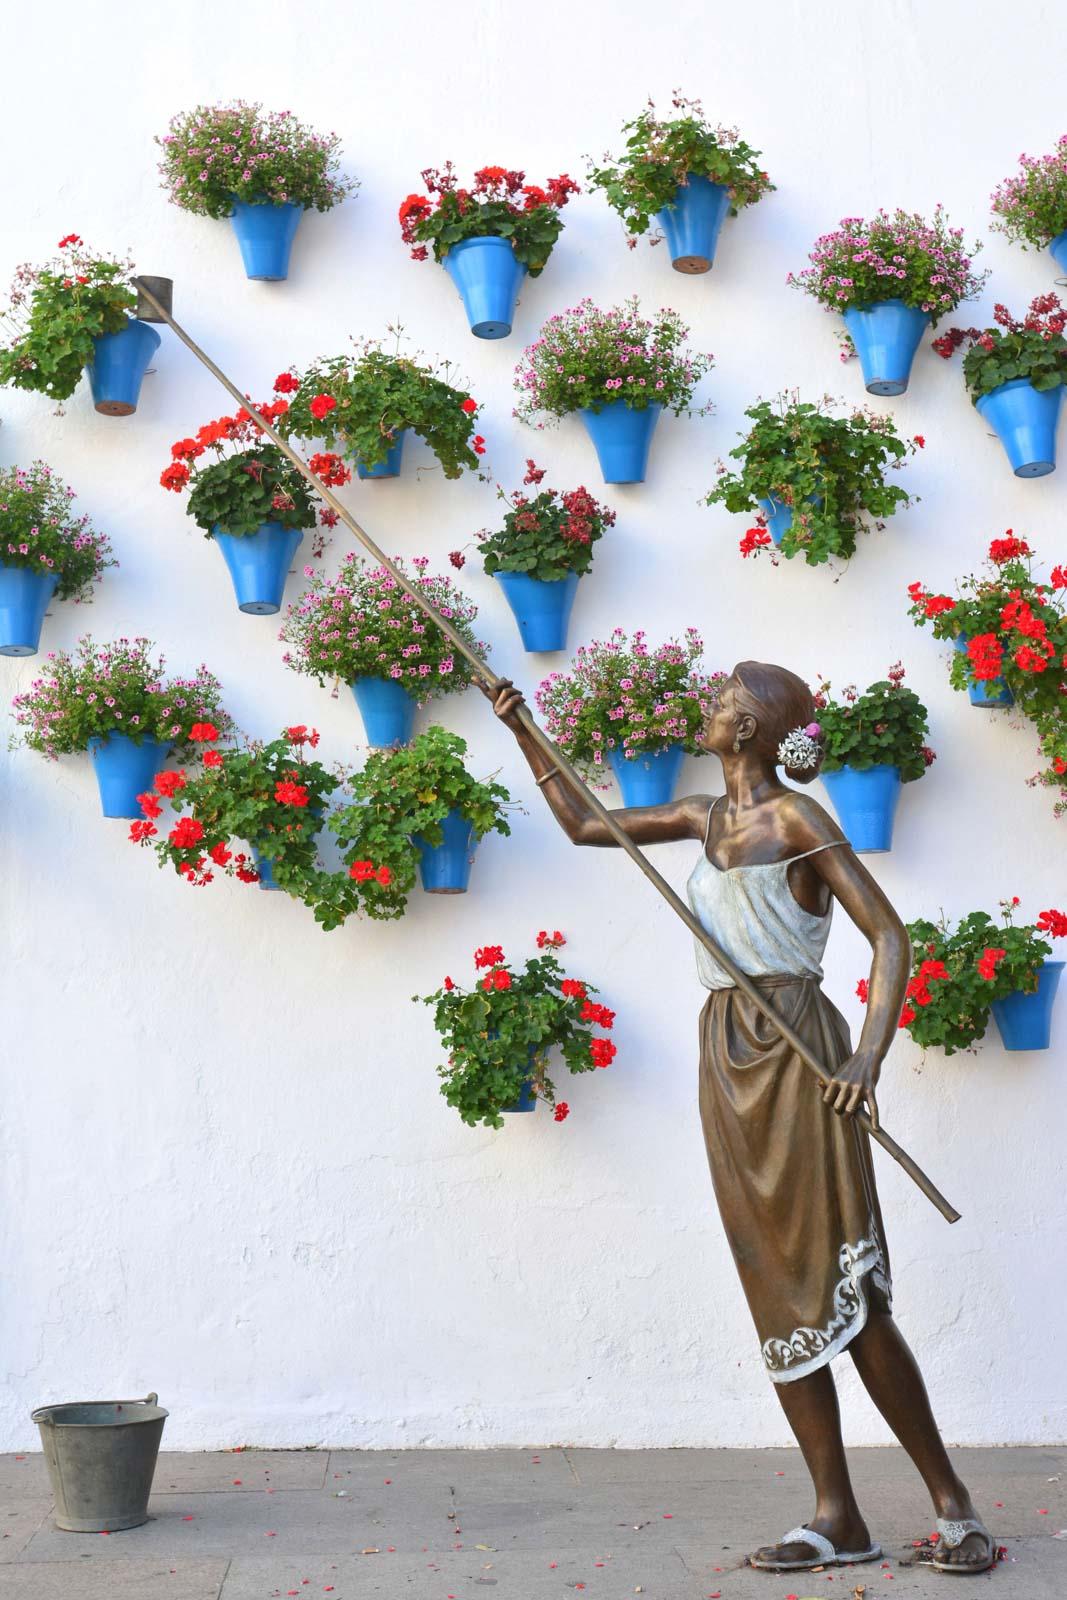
[483,661,995,1577]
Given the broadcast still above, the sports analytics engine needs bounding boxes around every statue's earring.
[732,735,742,754]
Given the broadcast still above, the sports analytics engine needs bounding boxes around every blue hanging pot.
[211,522,304,615]
[1050,231,1067,277]
[952,633,1014,707]
[87,319,161,416]
[494,570,580,652]
[607,743,685,806]
[0,565,58,656]
[356,431,407,479]
[250,846,281,891]
[442,237,527,339]
[413,807,478,893]
[230,200,304,281]
[501,1044,541,1114]
[350,676,417,747]
[579,401,663,484]
[991,960,1064,1051]
[758,494,822,547]
[975,378,1063,478]
[821,764,902,853]
[87,733,172,818]
[656,175,730,274]
[841,299,930,396]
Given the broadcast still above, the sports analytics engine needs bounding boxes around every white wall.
[2,0,1065,1452]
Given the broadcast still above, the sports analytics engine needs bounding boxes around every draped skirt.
[698,974,892,1384]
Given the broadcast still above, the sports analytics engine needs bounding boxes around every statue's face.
[698,674,740,754]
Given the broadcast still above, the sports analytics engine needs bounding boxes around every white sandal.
[929,1517,997,1574]
[748,1524,882,1571]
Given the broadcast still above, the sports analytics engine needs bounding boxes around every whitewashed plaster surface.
[2,0,1065,1450]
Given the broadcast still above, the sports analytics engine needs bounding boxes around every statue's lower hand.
[822,1051,881,1130]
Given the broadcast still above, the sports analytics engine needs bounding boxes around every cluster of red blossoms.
[160,401,294,493]
[910,534,1067,680]
[536,929,565,948]
[349,859,393,886]
[932,294,1067,358]
[398,165,579,260]
[127,724,260,887]
[740,527,773,558]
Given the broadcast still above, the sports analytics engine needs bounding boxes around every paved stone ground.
[1,1447,1064,1599]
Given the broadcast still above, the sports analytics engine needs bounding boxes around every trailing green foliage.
[416,934,616,1128]
[0,239,135,403]
[304,728,512,930]
[277,339,484,478]
[478,463,615,581]
[815,667,934,783]
[706,395,918,566]
[587,94,773,241]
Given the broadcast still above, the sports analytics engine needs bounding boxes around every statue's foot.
[929,1516,997,1573]
[749,1517,880,1571]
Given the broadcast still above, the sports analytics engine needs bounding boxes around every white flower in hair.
[777,724,822,770]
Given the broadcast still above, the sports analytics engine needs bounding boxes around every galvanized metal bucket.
[31,1392,168,1531]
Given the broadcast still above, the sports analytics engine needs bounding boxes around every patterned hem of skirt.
[762,1233,892,1385]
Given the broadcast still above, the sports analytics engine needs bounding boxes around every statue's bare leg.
[848,1311,989,1569]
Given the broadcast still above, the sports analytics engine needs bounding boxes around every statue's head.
[700,660,823,783]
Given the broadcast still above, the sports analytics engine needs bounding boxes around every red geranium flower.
[474,945,505,969]
[856,978,869,1004]
[202,750,224,768]
[1036,909,1067,938]
[561,978,586,999]
[128,819,157,842]
[154,770,187,798]
[461,397,478,414]
[590,1037,616,1068]
[309,394,337,422]
[57,234,82,248]
[988,532,1032,564]
[275,779,309,807]
[739,527,772,558]
[160,462,190,492]
[169,816,205,850]
[137,791,163,819]
[189,722,220,742]
[553,1102,570,1122]
[273,372,299,394]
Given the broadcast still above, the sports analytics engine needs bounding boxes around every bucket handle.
[32,1392,159,1422]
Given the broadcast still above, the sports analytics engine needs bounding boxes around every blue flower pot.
[87,319,161,416]
[413,807,477,893]
[443,236,527,339]
[356,431,407,479]
[758,493,822,547]
[87,733,172,819]
[656,175,730,273]
[350,676,417,747]
[494,570,580,652]
[953,633,1014,707]
[991,960,1064,1051]
[842,299,930,396]
[821,764,902,854]
[607,743,685,807]
[1050,231,1067,277]
[975,378,1063,478]
[502,1044,540,1114]
[580,401,663,484]
[0,565,58,656]
[250,846,282,891]
[230,200,304,281]
[211,522,304,615]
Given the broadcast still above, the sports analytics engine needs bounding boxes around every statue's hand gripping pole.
[133,277,961,1225]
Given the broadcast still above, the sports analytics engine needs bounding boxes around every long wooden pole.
[134,278,960,1225]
